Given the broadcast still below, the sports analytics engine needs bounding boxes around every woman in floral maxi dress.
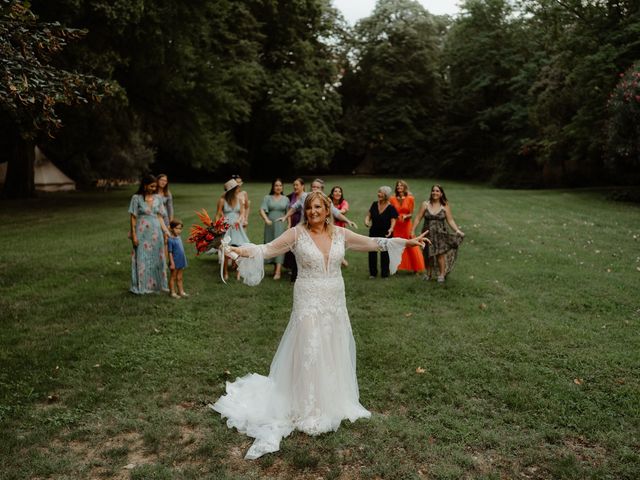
[129,175,170,294]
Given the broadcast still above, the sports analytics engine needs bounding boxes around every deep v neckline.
[426,202,444,216]
[302,227,333,272]
[377,202,390,215]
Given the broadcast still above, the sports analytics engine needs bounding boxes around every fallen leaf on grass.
[123,463,136,470]
[415,367,426,374]
[153,328,160,333]
[479,303,488,310]
[615,378,626,385]
[404,312,413,318]
[573,378,583,385]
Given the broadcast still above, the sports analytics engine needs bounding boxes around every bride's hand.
[407,230,430,248]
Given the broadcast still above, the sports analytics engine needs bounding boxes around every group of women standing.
[366,180,464,283]
[128,174,465,293]
[226,176,464,284]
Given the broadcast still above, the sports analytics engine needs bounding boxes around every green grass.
[1,177,639,479]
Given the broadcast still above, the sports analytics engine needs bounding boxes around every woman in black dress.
[364,186,399,278]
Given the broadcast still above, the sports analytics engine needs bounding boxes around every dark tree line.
[2,0,639,197]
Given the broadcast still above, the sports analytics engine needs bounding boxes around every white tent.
[0,146,76,192]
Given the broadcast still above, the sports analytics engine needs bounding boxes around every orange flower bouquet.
[188,209,230,255]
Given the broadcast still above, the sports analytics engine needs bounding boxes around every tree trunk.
[2,137,36,198]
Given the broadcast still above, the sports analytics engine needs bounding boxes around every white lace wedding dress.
[211,225,406,459]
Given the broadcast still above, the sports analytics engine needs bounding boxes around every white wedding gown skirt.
[211,226,405,459]
[212,276,370,459]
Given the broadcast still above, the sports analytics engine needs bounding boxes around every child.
[168,219,188,298]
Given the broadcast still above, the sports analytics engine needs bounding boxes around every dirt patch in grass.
[41,430,157,480]
[562,436,607,467]
[218,442,366,480]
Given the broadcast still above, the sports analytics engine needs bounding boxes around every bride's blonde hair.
[303,191,334,235]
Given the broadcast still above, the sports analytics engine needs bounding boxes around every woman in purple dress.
[284,178,305,281]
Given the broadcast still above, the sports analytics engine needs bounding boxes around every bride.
[212,192,428,459]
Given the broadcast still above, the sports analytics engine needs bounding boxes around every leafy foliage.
[606,61,640,182]
[243,0,346,176]
[0,0,113,139]
[4,0,640,190]
[339,0,446,174]
[441,0,537,185]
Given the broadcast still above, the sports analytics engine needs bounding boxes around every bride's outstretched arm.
[230,227,297,259]
[228,228,298,286]
[343,228,428,251]
[343,228,429,275]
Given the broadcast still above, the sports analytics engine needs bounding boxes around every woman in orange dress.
[389,180,425,273]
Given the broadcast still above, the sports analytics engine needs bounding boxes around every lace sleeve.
[376,237,406,275]
[343,228,407,275]
[235,228,297,286]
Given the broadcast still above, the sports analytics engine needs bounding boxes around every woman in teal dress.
[129,175,170,294]
[259,178,290,279]
[216,179,251,280]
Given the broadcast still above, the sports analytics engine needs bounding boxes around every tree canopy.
[2,0,640,196]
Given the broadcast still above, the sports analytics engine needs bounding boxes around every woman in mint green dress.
[259,178,290,279]
[216,179,251,281]
[129,175,170,294]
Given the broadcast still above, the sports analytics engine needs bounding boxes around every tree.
[243,0,346,177]
[520,0,640,185]
[440,0,540,184]
[0,0,113,197]
[29,0,263,179]
[606,61,640,183]
[340,0,445,174]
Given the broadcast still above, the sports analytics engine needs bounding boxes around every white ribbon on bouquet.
[217,234,238,284]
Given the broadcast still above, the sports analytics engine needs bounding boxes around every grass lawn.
[1,177,639,479]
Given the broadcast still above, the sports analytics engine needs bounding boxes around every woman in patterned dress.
[129,175,170,294]
[413,184,464,282]
[389,180,425,273]
[259,178,290,280]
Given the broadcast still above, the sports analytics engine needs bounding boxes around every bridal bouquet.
[188,209,230,255]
